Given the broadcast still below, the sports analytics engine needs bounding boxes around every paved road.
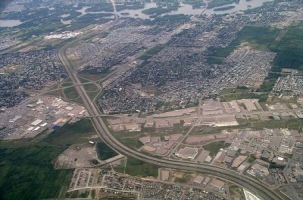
[58,32,287,200]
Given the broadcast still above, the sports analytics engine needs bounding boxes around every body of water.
[0,19,23,27]
[76,0,273,20]
[61,19,72,25]
[61,14,70,18]
[0,0,273,27]
[204,0,273,15]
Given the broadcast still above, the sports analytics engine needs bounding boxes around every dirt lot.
[54,143,104,169]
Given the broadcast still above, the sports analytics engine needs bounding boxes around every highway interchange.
[58,27,288,200]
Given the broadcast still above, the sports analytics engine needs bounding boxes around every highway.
[58,34,286,200]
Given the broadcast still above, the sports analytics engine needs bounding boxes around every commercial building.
[232,155,248,168]
[194,175,205,184]
[161,170,170,181]
[210,179,225,190]
[175,147,199,159]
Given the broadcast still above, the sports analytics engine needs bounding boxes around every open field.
[114,157,158,177]
[83,83,99,92]
[203,141,231,156]
[79,77,91,84]
[46,88,65,98]
[62,86,84,104]
[193,126,231,135]
[61,82,74,87]
[87,90,101,100]
[266,95,298,105]
[78,70,113,82]
[65,190,90,198]
[219,87,268,102]
[249,119,303,131]
[229,185,245,200]
[63,86,79,99]
[43,119,97,146]
[139,44,166,60]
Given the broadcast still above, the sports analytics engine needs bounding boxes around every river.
[0,0,274,27]
[76,0,273,20]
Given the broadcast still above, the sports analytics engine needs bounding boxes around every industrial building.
[175,147,199,159]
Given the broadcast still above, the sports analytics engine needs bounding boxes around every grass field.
[79,77,91,84]
[0,119,96,200]
[219,87,268,102]
[236,118,303,131]
[46,88,65,98]
[83,83,99,92]
[193,126,231,135]
[61,82,74,87]
[229,185,245,200]
[63,86,79,99]
[87,90,101,100]
[203,141,231,156]
[115,157,158,177]
[248,118,303,131]
[78,71,112,82]
[139,44,166,60]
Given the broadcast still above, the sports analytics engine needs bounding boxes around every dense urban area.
[1,0,303,200]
